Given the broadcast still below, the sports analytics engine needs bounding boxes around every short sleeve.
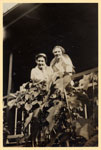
[30,68,35,80]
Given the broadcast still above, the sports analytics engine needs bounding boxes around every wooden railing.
[3,67,98,146]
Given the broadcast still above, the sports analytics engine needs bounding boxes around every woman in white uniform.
[50,46,75,76]
[30,53,53,87]
[50,46,75,85]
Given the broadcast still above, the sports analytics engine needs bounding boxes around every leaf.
[76,91,89,104]
[25,103,32,111]
[9,93,16,98]
[72,118,95,140]
[8,99,17,109]
[33,107,41,118]
[24,112,33,129]
[79,73,94,90]
[33,91,40,98]
[47,101,64,131]
[54,75,71,92]
[63,74,72,88]
[93,73,98,82]
[25,94,29,100]
[54,78,64,92]
[20,82,30,92]
[69,100,82,109]
[18,101,25,106]
[84,134,98,146]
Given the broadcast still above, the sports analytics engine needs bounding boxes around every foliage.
[5,72,98,147]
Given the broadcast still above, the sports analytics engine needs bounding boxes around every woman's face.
[36,56,46,69]
[53,47,62,59]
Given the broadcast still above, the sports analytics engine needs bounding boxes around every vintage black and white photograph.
[3,3,98,147]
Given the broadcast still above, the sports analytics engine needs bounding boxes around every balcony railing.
[3,67,98,146]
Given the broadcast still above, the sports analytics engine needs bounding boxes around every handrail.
[72,67,98,79]
[3,67,98,100]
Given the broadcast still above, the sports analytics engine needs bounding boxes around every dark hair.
[35,53,47,62]
[52,45,66,54]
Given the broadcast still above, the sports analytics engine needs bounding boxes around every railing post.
[21,111,24,134]
[84,104,88,119]
[14,108,18,135]
[28,124,31,135]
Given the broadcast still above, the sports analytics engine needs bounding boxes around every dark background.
[3,3,98,95]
